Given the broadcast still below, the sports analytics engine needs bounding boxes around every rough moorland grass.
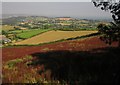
[17,29,51,39]
[4,59,23,69]
[4,55,33,69]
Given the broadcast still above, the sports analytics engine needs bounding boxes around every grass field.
[17,29,51,39]
[9,30,29,33]
[15,30,98,45]
[1,25,15,31]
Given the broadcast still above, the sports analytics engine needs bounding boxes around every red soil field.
[2,36,120,84]
[2,36,118,62]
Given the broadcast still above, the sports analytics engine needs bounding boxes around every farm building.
[15,27,27,30]
[0,35,11,44]
[56,17,72,21]
[19,27,27,30]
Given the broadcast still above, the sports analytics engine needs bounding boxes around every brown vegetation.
[2,36,120,84]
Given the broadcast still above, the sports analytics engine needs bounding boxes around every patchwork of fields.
[15,30,98,45]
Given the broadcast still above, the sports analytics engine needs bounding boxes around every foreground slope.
[2,36,120,84]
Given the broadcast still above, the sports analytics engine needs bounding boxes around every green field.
[17,29,51,39]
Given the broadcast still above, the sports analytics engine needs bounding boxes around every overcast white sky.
[2,2,112,19]
[1,1,112,19]
[2,0,118,2]
[1,0,91,2]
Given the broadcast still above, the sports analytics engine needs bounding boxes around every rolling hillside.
[2,36,120,84]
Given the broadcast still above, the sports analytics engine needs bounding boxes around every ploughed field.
[15,30,97,45]
[2,36,120,84]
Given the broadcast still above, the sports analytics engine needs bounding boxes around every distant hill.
[2,16,26,25]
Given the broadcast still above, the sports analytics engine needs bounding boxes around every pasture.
[17,29,51,39]
[15,30,98,45]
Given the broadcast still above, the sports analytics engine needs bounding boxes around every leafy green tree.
[92,0,120,46]
[2,30,8,37]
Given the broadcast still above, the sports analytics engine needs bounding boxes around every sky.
[1,0,91,2]
[2,2,112,19]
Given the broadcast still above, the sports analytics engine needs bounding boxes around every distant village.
[2,16,101,29]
